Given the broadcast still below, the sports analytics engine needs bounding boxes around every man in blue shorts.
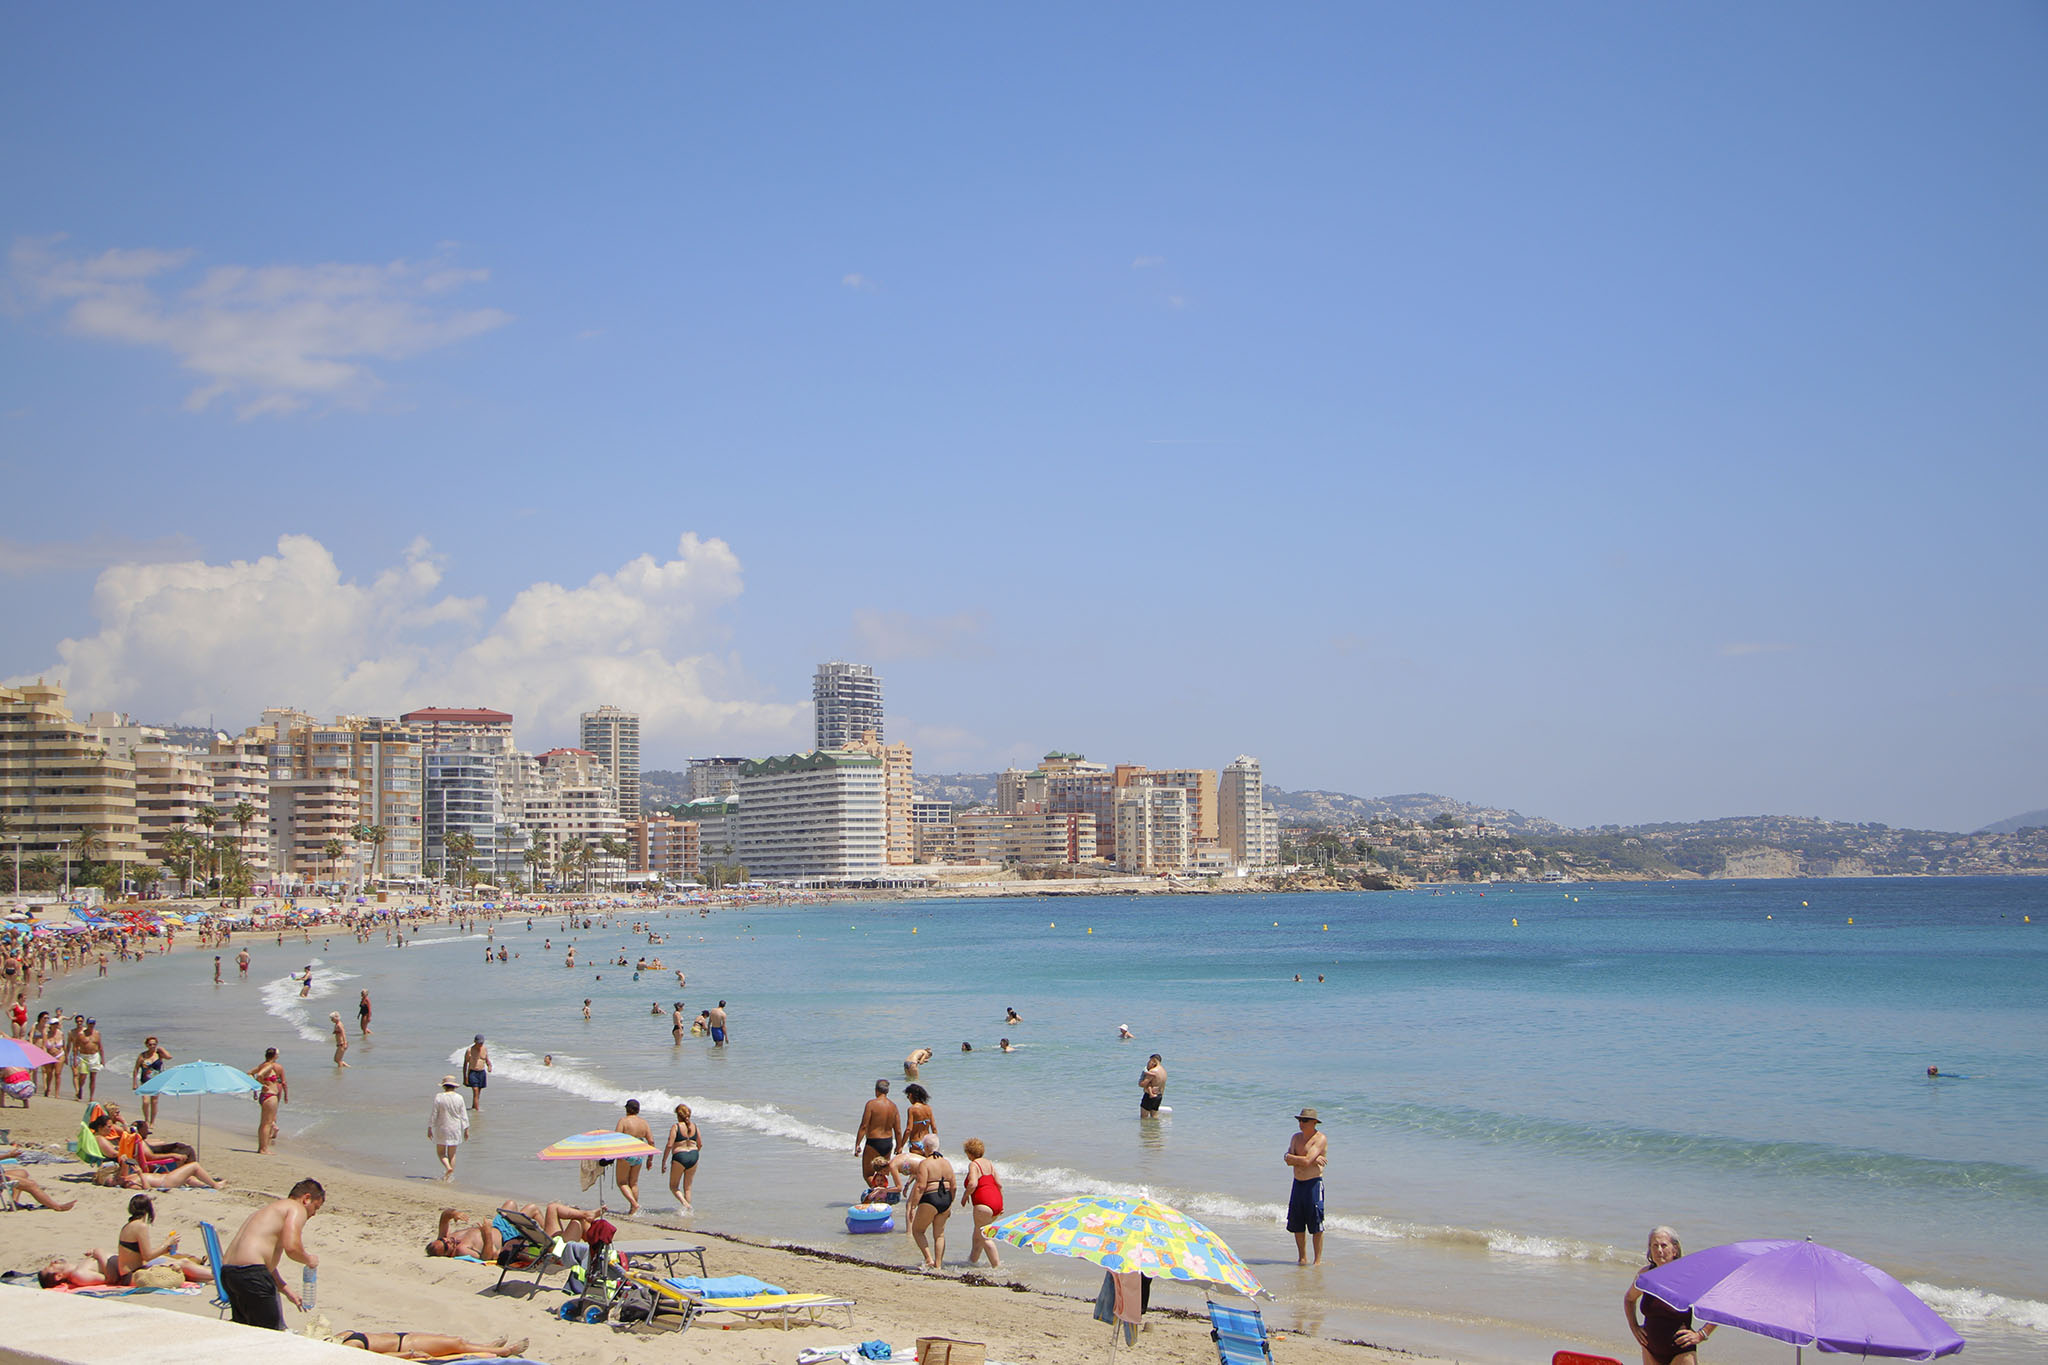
[462,1034,491,1110]
[707,1001,728,1045]
[1283,1107,1327,1265]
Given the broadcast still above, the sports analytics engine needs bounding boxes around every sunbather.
[1,1148,77,1211]
[332,1330,530,1358]
[113,1193,214,1284]
[425,1200,599,1258]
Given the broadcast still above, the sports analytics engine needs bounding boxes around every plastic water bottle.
[301,1265,318,1312]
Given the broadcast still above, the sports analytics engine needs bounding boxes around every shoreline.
[0,1100,1425,1364]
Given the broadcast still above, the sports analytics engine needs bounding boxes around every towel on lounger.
[664,1273,784,1297]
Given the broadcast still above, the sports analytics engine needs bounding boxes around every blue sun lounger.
[198,1221,231,1318]
[1208,1300,1273,1365]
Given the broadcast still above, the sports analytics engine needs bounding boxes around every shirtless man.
[903,1046,932,1078]
[219,1178,324,1329]
[462,1035,491,1111]
[1139,1054,1166,1117]
[615,1099,653,1214]
[854,1079,904,1185]
[426,1201,599,1258]
[1283,1108,1328,1265]
[237,949,250,977]
[71,1017,105,1101]
[707,1000,729,1045]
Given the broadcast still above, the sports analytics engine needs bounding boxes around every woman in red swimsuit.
[961,1136,1004,1269]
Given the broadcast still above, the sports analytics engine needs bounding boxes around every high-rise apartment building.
[631,814,701,884]
[1220,755,1280,870]
[401,706,515,748]
[685,757,747,801]
[204,736,272,875]
[248,710,424,881]
[678,796,739,869]
[1114,783,1192,875]
[735,748,885,880]
[812,662,884,750]
[524,747,628,879]
[130,743,216,870]
[424,741,508,885]
[580,705,641,823]
[0,682,143,870]
[845,731,915,865]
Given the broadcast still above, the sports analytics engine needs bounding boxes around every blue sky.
[3,5,2043,831]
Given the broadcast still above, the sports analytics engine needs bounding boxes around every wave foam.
[407,933,489,948]
[1906,1283,2048,1335]
[259,961,357,1044]
[445,1048,852,1155]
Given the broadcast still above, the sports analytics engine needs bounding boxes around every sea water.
[51,879,2048,1363]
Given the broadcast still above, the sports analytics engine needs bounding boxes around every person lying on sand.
[332,1330,530,1358]
[425,1201,601,1258]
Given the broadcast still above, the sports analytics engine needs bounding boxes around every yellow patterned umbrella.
[988,1194,1264,1299]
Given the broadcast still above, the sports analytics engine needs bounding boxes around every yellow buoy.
[1087,927,1093,934]
[912,927,917,933]
[1802,901,1808,907]
[1847,918,1853,925]
[1511,918,1519,927]
[1322,924,1329,931]
[1767,914,1773,920]
[1273,922,1279,927]
[1050,922,1055,928]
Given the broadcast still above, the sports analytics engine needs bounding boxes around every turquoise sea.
[44,878,2048,1363]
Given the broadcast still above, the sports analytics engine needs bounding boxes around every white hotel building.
[735,748,885,881]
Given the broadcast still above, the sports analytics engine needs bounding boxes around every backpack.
[614,1280,658,1323]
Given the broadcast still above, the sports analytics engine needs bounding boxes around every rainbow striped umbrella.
[536,1130,658,1162]
[988,1194,1263,1299]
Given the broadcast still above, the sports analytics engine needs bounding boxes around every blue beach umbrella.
[138,1060,262,1158]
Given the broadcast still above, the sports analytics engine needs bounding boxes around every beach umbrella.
[0,1037,58,1069]
[1635,1239,1964,1362]
[989,1193,1264,1299]
[137,1060,263,1158]
[536,1129,657,1210]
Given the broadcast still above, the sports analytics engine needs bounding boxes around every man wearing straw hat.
[1283,1107,1328,1265]
[428,1076,469,1180]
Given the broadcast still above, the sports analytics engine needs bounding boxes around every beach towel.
[664,1273,784,1297]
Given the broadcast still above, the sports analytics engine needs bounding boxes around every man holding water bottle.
[220,1177,325,1328]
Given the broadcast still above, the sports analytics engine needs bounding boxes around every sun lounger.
[609,1239,706,1278]
[1208,1300,1273,1365]
[198,1221,231,1318]
[627,1275,855,1331]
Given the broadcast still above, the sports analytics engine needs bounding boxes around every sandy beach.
[0,1096,1423,1365]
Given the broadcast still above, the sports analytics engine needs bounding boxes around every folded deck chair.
[490,1208,574,1296]
[1208,1300,1273,1365]
[628,1274,855,1331]
[198,1221,231,1318]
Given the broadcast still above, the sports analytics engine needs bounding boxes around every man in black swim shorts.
[854,1078,903,1187]
[1139,1054,1166,1115]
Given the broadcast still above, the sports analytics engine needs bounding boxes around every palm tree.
[444,832,477,888]
[196,807,220,886]
[322,838,346,891]
[523,846,548,891]
[25,852,59,891]
[232,800,256,869]
[559,838,587,891]
[600,835,629,888]
[354,823,387,887]
[68,827,104,895]
[131,862,161,899]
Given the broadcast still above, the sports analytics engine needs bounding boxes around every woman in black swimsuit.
[114,1194,214,1285]
[1625,1226,1714,1365]
[908,1139,957,1269]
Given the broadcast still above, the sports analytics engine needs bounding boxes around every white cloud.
[10,534,803,753]
[1719,642,1795,658]
[841,273,878,291]
[851,608,989,662]
[1132,255,1166,268]
[9,237,511,418]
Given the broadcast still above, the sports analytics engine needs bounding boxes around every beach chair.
[629,1275,857,1331]
[491,1209,575,1297]
[1208,1300,1273,1365]
[610,1238,707,1278]
[1552,1354,1624,1365]
[198,1221,232,1318]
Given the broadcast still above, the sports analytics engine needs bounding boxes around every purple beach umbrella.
[1635,1238,1964,1361]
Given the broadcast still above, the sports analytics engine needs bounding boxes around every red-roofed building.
[403,706,513,744]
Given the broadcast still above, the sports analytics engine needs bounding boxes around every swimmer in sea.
[1118,1023,1134,1040]
[998,1038,1013,1053]
[1005,1006,1022,1024]
[904,1047,933,1078]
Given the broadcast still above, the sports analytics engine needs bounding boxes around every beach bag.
[132,1265,184,1289]
[915,1339,982,1365]
[614,1280,657,1323]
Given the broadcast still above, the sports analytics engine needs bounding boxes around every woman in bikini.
[903,1083,937,1149]
[907,1138,956,1269]
[335,1330,529,1358]
[961,1137,1004,1269]
[251,1047,287,1154]
[112,1194,215,1284]
[329,1013,350,1068]
[662,1101,702,1213]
